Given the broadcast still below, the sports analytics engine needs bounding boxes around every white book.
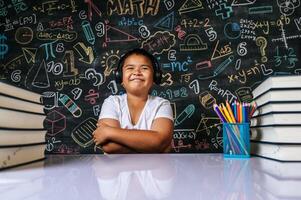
[251,142,301,161]
[252,75,301,98]
[251,112,301,126]
[0,107,45,129]
[252,157,301,179]
[254,89,301,107]
[253,169,301,198]
[253,102,301,116]
[0,94,44,114]
[0,143,45,170]
[0,82,42,104]
[251,126,301,143]
[0,129,46,146]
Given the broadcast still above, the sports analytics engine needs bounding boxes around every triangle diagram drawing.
[232,0,256,6]
[211,40,233,61]
[22,48,37,63]
[105,25,138,43]
[154,12,175,31]
[179,0,203,14]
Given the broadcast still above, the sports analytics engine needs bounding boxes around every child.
[93,48,174,153]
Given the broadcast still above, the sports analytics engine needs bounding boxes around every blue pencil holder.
[223,123,250,158]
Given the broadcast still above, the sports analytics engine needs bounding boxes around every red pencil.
[237,101,241,123]
[249,102,257,118]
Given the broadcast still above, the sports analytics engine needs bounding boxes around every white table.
[0,154,300,200]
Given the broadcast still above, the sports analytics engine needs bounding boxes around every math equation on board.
[1,0,300,153]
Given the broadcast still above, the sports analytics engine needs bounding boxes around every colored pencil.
[242,103,245,123]
[226,101,236,123]
[236,102,240,123]
[221,103,233,123]
[212,100,255,156]
[219,105,228,122]
[240,102,243,123]
[213,104,227,122]
[249,101,257,118]
[233,101,237,122]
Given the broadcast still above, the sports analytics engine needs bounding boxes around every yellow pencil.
[218,105,228,122]
[226,101,236,123]
[221,103,233,123]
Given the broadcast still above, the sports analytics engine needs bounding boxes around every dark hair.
[114,48,162,84]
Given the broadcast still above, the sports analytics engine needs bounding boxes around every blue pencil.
[233,101,237,122]
[245,103,250,122]
[242,103,245,123]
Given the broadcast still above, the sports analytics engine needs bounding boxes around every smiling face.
[121,53,154,96]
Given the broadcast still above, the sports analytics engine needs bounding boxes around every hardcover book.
[0,143,46,170]
[0,107,45,129]
[253,89,301,107]
[252,75,301,99]
[0,94,45,114]
[0,129,47,146]
[251,126,301,143]
[250,112,301,126]
[0,82,42,104]
[253,101,301,116]
[251,141,301,161]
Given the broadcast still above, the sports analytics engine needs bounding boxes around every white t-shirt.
[98,94,173,129]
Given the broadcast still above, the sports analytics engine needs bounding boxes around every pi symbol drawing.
[0,34,8,59]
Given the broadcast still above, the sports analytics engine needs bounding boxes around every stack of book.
[0,82,46,170]
[250,75,301,161]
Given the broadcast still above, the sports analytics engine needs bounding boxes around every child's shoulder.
[148,95,170,105]
[104,94,126,104]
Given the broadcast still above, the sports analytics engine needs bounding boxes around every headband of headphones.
[114,48,162,85]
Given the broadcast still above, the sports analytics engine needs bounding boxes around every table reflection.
[92,154,175,200]
[251,158,301,200]
[1,154,301,200]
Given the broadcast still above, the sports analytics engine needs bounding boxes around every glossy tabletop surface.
[1,154,301,200]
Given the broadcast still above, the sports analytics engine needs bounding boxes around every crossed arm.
[93,118,173,154]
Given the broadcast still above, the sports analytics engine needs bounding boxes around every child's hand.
[93,122,111,145]
[92,124,107,145]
